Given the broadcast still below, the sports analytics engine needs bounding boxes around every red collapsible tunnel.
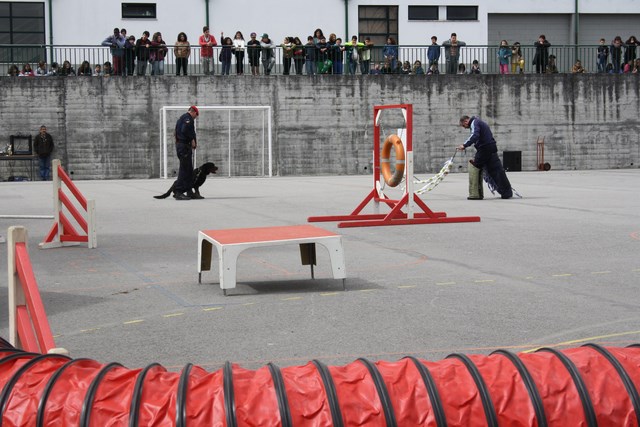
[0,336,639,426]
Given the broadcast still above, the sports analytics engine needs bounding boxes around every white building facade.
[2,0,640,49]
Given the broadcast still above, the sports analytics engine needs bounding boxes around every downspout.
[574,0,579,44]
[574,0,579,58]
[48,0,53,63]
[344,0,349,38]
[205,0,210,28]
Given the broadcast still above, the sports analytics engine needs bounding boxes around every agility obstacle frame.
[40,159,97,249]
[7,226,57,353]
[159,105,273,179]
[309,104,480,227]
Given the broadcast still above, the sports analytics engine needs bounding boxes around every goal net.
[159,105,272,179]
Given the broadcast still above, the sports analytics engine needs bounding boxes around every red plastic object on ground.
[0,337,639,426]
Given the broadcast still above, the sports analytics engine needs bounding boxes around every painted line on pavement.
[522,329,640,353]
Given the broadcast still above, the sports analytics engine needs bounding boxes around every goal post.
[159,105,273,179]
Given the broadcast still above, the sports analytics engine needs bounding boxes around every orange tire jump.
[380,134,405,187]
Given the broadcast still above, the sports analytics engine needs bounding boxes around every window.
[408,6,438,21]
[0,2,46,64]
[122,3,157,19]
[447,6,478,21]
[358,5,399,48]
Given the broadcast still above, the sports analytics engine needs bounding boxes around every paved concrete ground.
[1,169,639,371]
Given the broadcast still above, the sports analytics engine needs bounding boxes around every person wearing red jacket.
[199,26,218,75]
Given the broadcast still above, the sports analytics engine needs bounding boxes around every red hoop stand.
[308,104,480,228]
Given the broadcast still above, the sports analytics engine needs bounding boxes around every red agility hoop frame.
[308,104,480,228]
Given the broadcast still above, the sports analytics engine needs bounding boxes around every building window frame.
[408,5,439,21]
[446,5,478,21]
[0,1,46,65]
[121,3,157,19]
[358,5,399,47]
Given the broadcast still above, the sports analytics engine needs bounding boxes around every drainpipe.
[205,0,210,28]
[344,0,349,38]
[48,0,53,63]
[574,0,579,58]
[574,0,579,44]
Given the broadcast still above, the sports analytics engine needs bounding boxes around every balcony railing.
[0,44,631,76]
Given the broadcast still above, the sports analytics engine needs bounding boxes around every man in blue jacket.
[427,36,440,72]
[101,28,126,76]
[457,115,512,199]
[173,106,199,200]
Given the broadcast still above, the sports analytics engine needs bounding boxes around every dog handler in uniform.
[173,105,199,200]
[457,115,512,199]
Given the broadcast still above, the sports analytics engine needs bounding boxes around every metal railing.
[0,44,633,76]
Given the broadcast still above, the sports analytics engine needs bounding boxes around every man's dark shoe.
[467,196,483,200]
[191,194,204,199]
[173,192,191,200]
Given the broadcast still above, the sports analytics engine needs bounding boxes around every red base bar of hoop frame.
[308,189,481,228]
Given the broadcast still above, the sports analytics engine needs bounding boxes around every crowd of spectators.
[5,27,640,77]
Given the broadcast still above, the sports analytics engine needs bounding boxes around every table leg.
[321,238,347,280]
[220,246,242,294]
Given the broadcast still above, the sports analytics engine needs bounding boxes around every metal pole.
[205,0,210,28]
[48,0,53,64]
[261,110,265,176]
[574,0,579,58]
[267,107,272,177]
[344,0,349,39]
[162,108,168,179]
[228,109,231,178]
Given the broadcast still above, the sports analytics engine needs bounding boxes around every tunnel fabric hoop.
[0,339,640,426]
[381,134,406,187]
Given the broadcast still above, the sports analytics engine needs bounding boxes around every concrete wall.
[0,74,639,181]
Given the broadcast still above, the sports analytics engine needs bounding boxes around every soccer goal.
[159,105,272,179]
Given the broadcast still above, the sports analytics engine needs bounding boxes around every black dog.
[154,162,218,199]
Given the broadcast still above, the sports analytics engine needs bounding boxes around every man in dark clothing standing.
[135,31,151,75]
[174,106,199,200]
[457,115,512,199]
[533,35,551,74]
[33,125,54,181]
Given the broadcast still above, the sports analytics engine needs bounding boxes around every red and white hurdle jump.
[40,159,97,249]
[7,226,65,354]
